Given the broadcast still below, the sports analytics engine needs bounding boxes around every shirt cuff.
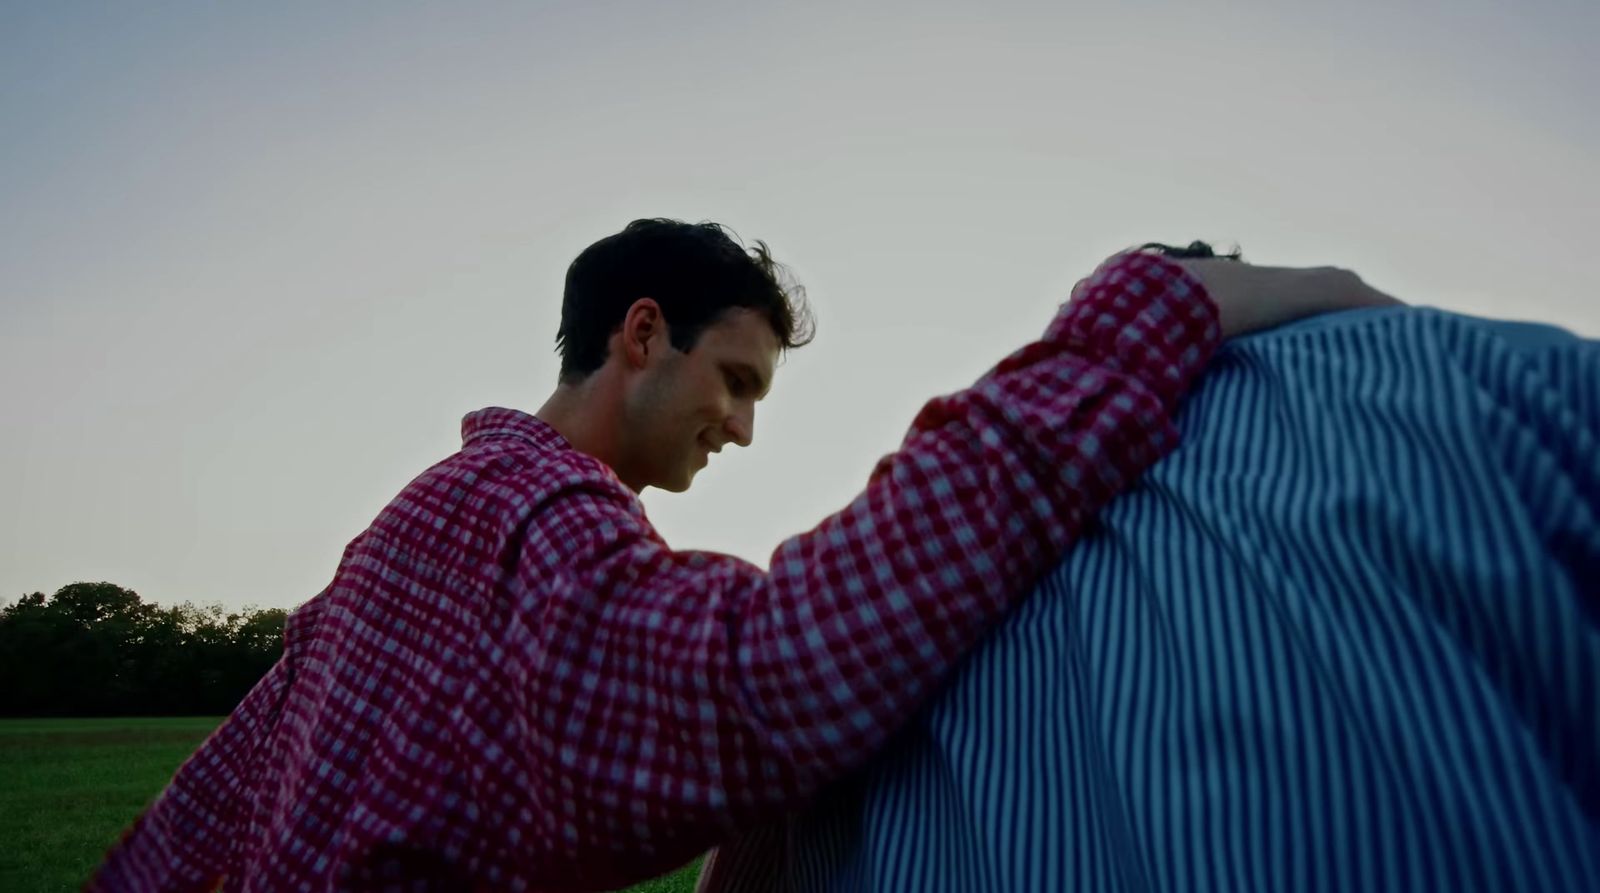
[1045,250,1221,411]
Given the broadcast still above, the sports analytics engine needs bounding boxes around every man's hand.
[1174,259,1404,338]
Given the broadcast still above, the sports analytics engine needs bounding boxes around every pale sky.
[4,0,1597,611]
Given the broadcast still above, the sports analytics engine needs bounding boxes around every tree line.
[0,582,287,717]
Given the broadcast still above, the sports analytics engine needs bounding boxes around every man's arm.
[478,251,1219,889]
[87,659,291,892]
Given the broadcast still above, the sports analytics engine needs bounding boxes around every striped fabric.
[718,307,1600,892]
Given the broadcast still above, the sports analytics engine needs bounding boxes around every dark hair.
[555,218,815,382]
[1136,240,1243,261]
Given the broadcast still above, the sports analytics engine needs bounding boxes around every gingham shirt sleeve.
[87,660,290,892]
[492,252,1219,885]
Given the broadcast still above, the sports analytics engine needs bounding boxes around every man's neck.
[535,379,639,492]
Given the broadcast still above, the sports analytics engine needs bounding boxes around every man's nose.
[724,404,754,448]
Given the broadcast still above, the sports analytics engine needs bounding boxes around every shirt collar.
[460,406,572,451]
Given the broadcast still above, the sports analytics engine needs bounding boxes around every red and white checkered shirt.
[90,252,1217,892]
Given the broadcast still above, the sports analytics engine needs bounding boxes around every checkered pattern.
[88,252,1217,892]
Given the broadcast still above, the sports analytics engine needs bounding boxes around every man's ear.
[619,298,664,369]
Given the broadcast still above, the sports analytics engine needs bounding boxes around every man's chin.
[655,469,695,493]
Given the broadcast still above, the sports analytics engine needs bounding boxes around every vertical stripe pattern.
[782,307,1600,892]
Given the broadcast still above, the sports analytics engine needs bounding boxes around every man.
[90,222,1384,891]
[700,243,1600,892]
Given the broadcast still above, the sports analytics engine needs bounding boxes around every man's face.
[622,308,779,492]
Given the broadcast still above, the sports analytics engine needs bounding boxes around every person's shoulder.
[1214,307,1599,427]
[1230,305,1594,353]
[491,443,640,523]
[360,434,639,557]
[517,441,623,488]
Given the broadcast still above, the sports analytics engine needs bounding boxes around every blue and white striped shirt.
[754,307,1600,892]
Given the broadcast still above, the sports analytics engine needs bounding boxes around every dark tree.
[0,582,288,716]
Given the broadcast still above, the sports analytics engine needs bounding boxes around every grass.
[0,718,699,892]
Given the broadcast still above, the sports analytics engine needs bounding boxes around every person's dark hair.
[556,218,815,382]
[1137,240,1243,261]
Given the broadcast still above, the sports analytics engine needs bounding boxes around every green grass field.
[0,718,699,892]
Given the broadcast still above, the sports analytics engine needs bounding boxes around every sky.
[4,0,1597,611]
